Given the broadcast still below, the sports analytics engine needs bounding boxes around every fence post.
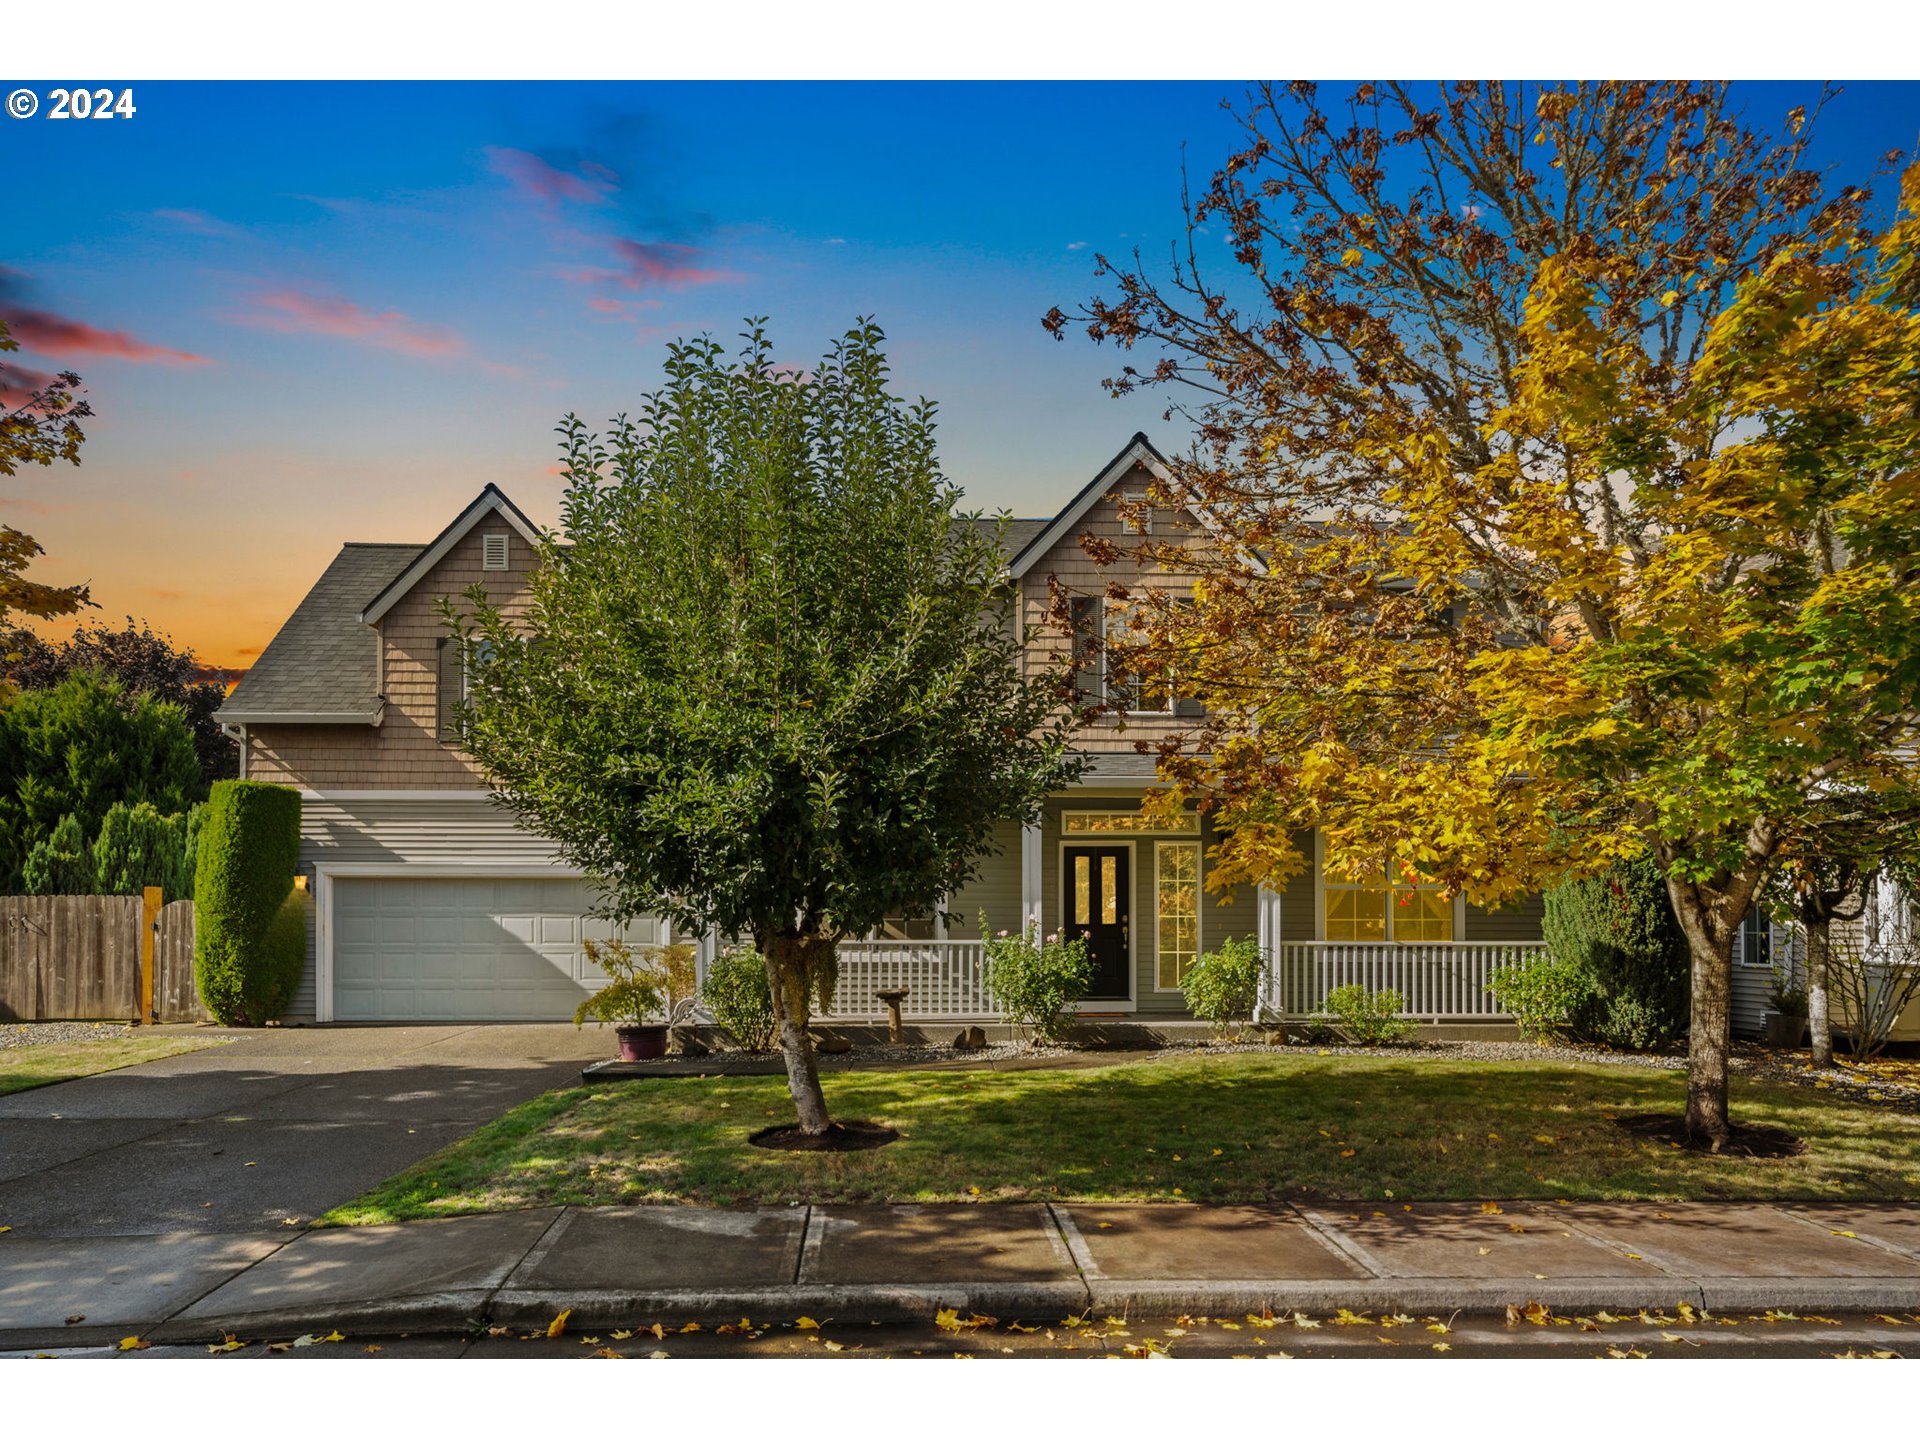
[139,886,163,1025]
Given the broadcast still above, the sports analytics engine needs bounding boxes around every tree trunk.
[761,933,832,1135]
[1666,878,1737,1150]
[1806,916,1833,1068]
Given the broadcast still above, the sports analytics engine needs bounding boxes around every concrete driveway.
[0,1024,612,1237]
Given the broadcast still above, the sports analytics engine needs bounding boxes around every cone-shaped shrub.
[194,781,303,1025]
[20,813,97,895]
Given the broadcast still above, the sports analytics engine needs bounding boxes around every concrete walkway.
[0,1024,610,1237]
[4,1199,1919,1349]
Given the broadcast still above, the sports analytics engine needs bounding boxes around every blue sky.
[4,80,1916,663]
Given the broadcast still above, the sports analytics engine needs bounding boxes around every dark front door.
[1065,845,1131,1001]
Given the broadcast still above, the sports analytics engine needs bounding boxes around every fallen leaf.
[64,1315,84,1325]
[592,1346,623,1359]
[362,1344,383,1354]
[117,1336,150,1351]
[1480,1201,1504,1215]
[207,1334,246,1353]
[1432,1341,1452,1352]
[610,1329,634,1341]
[823,1340,845,1352]
[547,1309,572,1339]
[795,1316,821,1330]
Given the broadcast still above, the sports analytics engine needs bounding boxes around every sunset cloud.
[153,208,247,239]
[485,146,616,207]
[0,361,60,408]
[240,288,468,359]
[1,269,210,366]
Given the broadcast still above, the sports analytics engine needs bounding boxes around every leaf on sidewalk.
[207,1334,246,1353]
[546,1308,572,1338]
[117,1336,150,1351]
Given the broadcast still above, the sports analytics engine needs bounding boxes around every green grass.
[322,1052,1920,1224]
[0,1032,222,1095]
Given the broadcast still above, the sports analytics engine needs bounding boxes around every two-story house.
[219,433,1565,1029]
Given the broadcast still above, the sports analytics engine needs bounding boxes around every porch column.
[1255,882,1284,1021]
[1020,820,1043,936]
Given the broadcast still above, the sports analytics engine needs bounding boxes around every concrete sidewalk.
[4,1199,1919,1349]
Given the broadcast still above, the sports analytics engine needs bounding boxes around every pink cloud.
[0,361,60,409]
[240,289,467,359]
[154,208,245,239]
[485,147,615,207]
[2,306,209,365]
[608,239,737,290]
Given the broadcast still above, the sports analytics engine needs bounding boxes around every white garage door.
[331,875,665,1022]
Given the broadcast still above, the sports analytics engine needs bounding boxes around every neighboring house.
[223,435,1565,1028]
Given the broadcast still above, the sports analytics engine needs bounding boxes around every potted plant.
[575,940,700,1060]
[1762,966,1809,1048]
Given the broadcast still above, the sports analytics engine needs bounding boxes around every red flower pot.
[616,1025,669,1061]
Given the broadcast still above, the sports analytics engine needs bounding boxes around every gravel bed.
[815,1040,1050,1066]
[0,1020,134,1051]
[1142,1037,1687,1069]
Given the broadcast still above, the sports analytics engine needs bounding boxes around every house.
[222,433,1566,1029]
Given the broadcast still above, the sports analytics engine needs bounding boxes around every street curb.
[144,1289,495,1345]
[486,1281,1097,1329]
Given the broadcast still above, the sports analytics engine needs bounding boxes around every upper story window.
[1120,490,1151,535]
[482,532,510,570]
[1068,595,1203,718]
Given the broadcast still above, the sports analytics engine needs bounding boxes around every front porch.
[819,938,1543,1025]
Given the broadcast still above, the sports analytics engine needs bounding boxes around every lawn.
[0,1032,223,1095]
[322,1052,1920,1224]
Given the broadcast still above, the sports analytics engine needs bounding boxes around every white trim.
[1020,821,1043,932]
[1311,830,1466,943]
[360,488,541,625]
[217,708,384,726]
[1150,838,1204,993]
[1009,439,1176,580]
[312,860,590,1024]
[1059,838,1138,1006]
[300,789,497,802]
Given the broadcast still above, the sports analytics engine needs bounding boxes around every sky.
[4,79,1918,668]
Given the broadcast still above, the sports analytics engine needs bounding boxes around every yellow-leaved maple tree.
[1049,82,1920,1146]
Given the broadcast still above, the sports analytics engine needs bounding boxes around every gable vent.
[482,532,510,570]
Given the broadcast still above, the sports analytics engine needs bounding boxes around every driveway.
[0,1025,611,1237]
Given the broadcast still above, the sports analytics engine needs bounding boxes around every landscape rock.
[816,1033,854,1055]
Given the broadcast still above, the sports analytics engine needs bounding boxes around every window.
[1320,850,1455,943]
[1068,594,1201,718]
[1064,811,1199,835]
[1737,906,1775,969]
[1155,841,1201,988]
[1120,490,1152,534]
[482,532,510,570]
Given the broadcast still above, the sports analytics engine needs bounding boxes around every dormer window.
[482,532,510,570]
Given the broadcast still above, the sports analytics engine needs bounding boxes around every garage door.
[331,875,665,1022]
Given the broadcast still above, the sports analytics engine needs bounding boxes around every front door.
[1065,845,1131,1001]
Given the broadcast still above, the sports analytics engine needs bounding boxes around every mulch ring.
[748,1119,901,1153]
[1611,1111,1806,1159]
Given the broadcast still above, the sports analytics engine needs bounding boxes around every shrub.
[575,940,700,1028]
[981,913,1092,1042]
[1486,953,1594,1041]
[92,800,194,902]
[19,813,96,895]
[1324,984,1416,1045]
[1182,936,1264,1033]
[701,945,777,1050]
[1540,855,1691,1050]
[193,780,303,1025]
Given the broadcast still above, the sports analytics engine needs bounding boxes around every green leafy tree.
[455,322,1084,1134]
[91,799,195,903]
[0,670,202,886]
[4,620,238,786]
[19,812,96,895]
[2,318,92,669]
[1541,856,1693,1050]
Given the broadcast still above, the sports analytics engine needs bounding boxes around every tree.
[455,322,1084,1134]
[1,318,92,656]
[19,812,96,896]
[0,670,203,887]
[1048,81,1920,1147]
[4,619,239,786]
[1762,790,1920,1066]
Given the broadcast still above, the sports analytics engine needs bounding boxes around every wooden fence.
[0,894,207,1023]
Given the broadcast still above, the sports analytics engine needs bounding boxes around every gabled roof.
[216,543,420,724]
[359,484,542,625]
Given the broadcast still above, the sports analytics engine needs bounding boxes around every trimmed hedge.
[194,781,304,1025]
[1539,855,1691,1051]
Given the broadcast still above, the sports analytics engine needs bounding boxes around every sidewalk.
[4,1199,1919,1349]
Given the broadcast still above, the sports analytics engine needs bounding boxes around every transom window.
[1064,811,1199,835]
[1322,855,1455,943]
[1155,840,1201,988]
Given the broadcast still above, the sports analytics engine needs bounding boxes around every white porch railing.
[1261,941,1541,1021]
[816,937,1541,1024]
[822,940,1005,1021]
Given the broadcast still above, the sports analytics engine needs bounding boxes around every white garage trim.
[313,862,625,1023]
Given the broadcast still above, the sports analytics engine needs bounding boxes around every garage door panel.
[332,876,662,1023]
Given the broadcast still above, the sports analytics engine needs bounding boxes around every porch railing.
[821,940,1005,1022]
[1261,941,1542,1021]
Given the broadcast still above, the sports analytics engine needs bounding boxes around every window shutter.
[1069,596,1102,704]
[436,637,466,743]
